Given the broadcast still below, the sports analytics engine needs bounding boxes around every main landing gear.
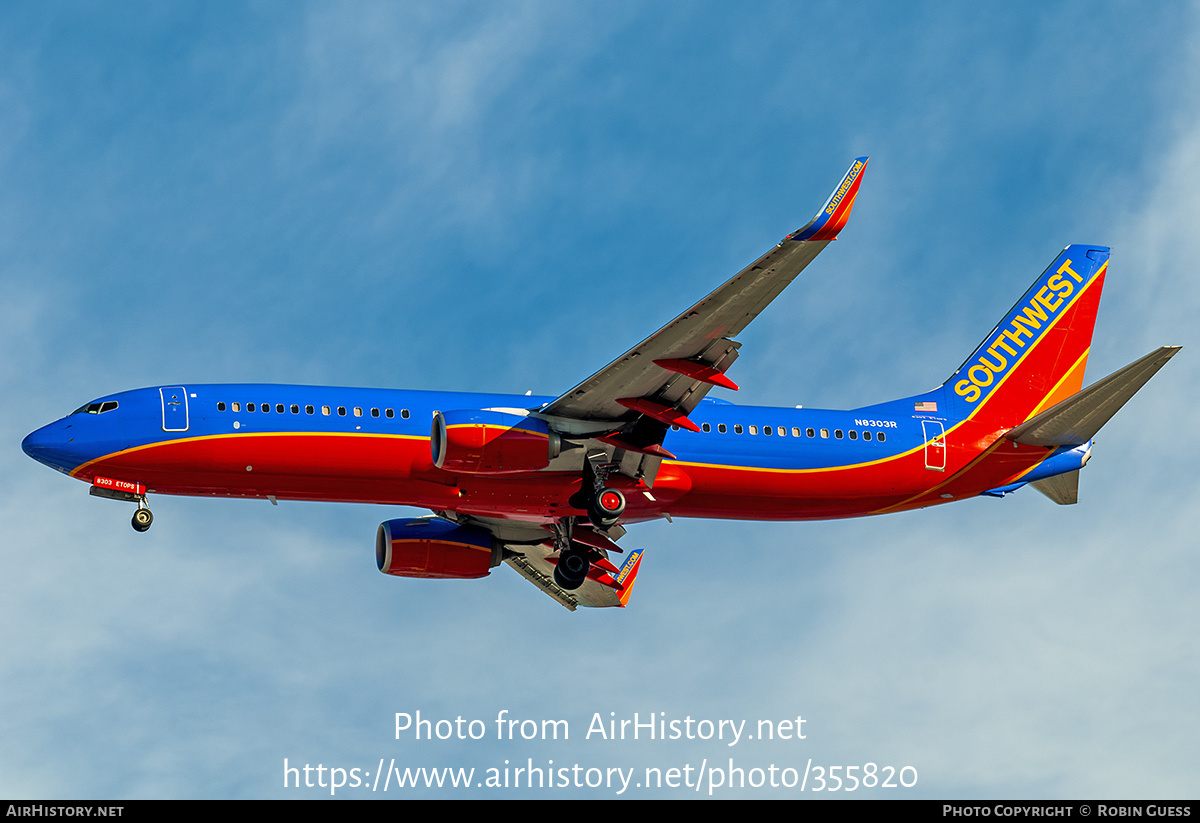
[553,452,627,591]
[549,519,601,591]
[569,451,626,530]
[553,537,591,591]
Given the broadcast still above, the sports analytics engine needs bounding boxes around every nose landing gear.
[89,477,155,533]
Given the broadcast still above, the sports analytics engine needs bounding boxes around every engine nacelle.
[376,518,502,579]
[431,409,560,474]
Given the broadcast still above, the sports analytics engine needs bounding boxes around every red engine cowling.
[376,518,502,579]
[431,409,560,474]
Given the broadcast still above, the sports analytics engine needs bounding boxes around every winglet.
[615,549,643,608]
[787,156,869,242]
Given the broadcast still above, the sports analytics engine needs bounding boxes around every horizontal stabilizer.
[1031,470,1079,505]
[1006,346,1181,447]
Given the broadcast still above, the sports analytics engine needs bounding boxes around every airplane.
[22,157,1180,611]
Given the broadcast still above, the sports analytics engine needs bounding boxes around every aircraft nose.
[22,420,80,472]
[22,425,52,459]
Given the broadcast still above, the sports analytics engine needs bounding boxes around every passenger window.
[792,427,802,437]
[386,409,395,418]
[734,425,743,434]
[834,429,843,439]
[276,404,285,413]
[763,426,772,435]
[338,407,347,416]
[248,403,256,412]
[777,426,786,437]
[232,402,240,412]
[353,407,362,417]
[401,409,410,419]
[806,428,815,438]
[262,403,270,413]
[878,432,886,442]
[820,428,829,439]
[864,430,873,441]
[718,423,727,433]
[371,408,380,418]
[217,402,226,412]
[702,423,711,433]
[749,425,758,435]
[306,405,315,415]
[849,430,858,440]
[291,404,299,414]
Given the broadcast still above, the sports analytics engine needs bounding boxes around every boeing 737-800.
[22,158,1179,610]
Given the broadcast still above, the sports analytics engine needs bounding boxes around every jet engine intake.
[431,409,560,474]
[376,517,503,579]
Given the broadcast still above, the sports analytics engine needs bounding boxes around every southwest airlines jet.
[22,159,1179,610]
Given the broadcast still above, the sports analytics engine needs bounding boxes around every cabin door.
[160,386,189,432]
[922,420,945,471]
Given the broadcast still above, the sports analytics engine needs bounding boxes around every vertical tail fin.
[945,245,1109,426]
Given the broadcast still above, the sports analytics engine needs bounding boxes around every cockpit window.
[72,401,119,415]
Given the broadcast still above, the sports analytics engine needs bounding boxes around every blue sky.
[2,1,1197,798]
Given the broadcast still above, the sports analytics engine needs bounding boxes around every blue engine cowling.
[376,518,503,579]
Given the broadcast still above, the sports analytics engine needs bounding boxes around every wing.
[537,157,868,448]
[438,159,869,609]
[506,543,643,611]
[433,511,643,610]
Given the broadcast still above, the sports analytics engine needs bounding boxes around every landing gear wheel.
[553,549,591,591]
[587,487,625,530]
[131,508,154,532]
